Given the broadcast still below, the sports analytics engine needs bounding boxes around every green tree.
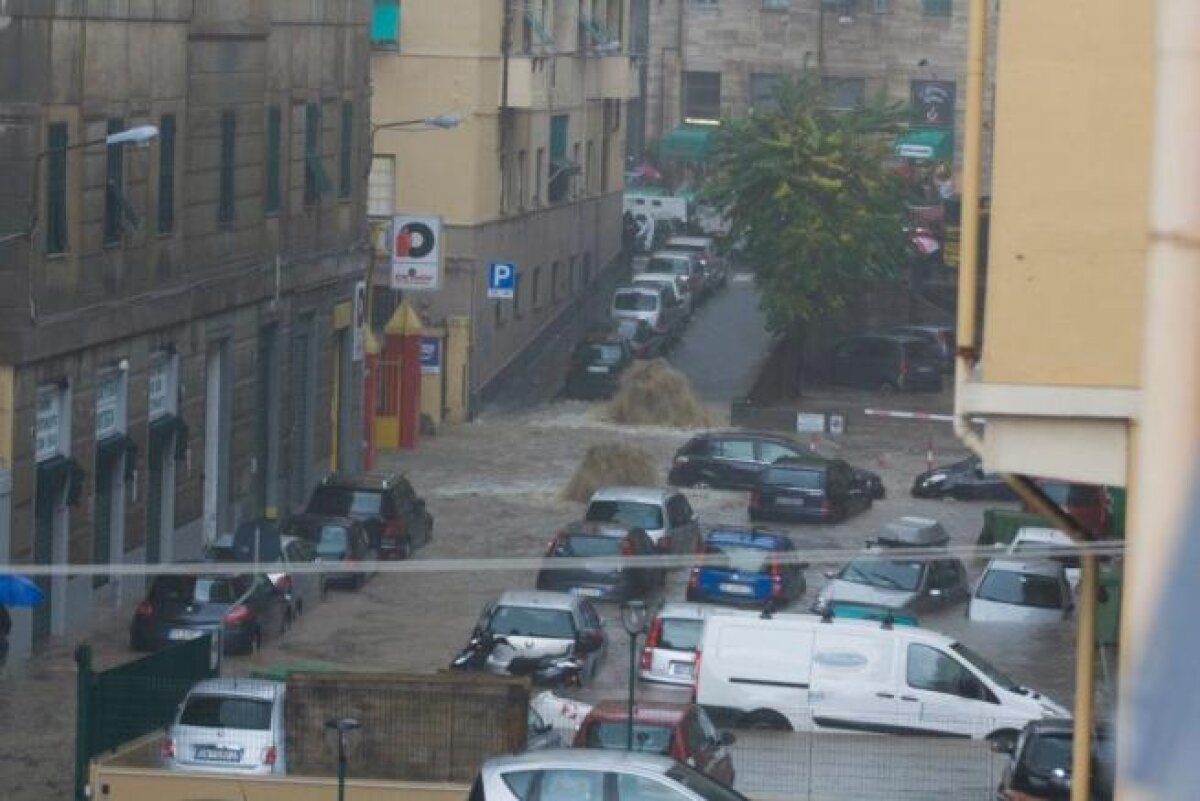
[702,73,910,332]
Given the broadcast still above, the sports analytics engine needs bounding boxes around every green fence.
[74,635,219,801]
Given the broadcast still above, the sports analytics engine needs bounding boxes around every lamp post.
[324,717,361,801]
[620,599,649,751]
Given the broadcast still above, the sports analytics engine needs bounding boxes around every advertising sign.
[35,386,61,463]
[910,80,957,127]
[391,214,442,291]
[420,336,442,375]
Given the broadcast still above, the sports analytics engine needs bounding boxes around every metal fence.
[74,635,218,801]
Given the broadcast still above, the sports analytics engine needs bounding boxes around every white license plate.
[669,662,694,677]
[719,583,753,595]
[776,497,807,507]
[572,587,603,597]
[586,366,610,374]
[169,628,203,641]
[195,746,241,763]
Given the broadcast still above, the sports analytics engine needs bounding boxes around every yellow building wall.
[981,0,1153,388]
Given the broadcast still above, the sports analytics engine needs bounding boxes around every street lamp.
[324,717,362,801]
[620,599,649,751]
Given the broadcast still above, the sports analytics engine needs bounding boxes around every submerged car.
[968,558,1074,624]
[639,602,709,686]
[687,528,806,608]
[994,719,1115,801]
[911,456,1018,500]
[564,336,633,400]
[748,457,873,523]
[535,521,664,601]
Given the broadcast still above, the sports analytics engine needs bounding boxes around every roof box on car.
[872,516,949,548]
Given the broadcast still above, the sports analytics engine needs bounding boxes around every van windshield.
[614,292,657,312]
[950,642,1020,693]
[839,556,922,592]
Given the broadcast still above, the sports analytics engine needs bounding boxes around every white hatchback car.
[469,749,748,801]
[1007,526,1081,592]
[162,678,287,775]
[968,558,1074,624]
[585,487,701,555]
[639,602,710,686]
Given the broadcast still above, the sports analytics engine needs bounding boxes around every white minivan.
[695,612,1068,740]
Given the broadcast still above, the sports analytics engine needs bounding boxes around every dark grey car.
[535,522,664,602]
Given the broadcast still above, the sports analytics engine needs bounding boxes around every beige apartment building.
[646,0,973,166]
[368,0,638,412]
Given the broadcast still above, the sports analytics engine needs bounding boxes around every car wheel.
[397,537,413,560]
[878,381,897,395]
[741,709,792,731]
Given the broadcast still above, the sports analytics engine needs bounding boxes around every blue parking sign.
[488,262,516,299]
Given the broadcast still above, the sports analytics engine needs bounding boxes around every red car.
[1029,481,1111,536]
[572,701,736,786]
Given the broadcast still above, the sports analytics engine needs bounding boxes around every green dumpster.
[977,509,1048,547]
[1096,566,1123,647]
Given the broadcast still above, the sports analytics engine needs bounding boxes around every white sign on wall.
[390,214,442,291]
[96,371,123,439]
[35,385,62,463]
[148,351,177,420]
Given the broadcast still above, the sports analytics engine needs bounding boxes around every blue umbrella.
[0,575,44,607]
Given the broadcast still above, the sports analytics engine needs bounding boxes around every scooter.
[450,632,584,688]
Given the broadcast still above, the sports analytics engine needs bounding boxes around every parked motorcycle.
[450,632,584,688]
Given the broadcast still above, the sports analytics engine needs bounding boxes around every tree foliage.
[702,73,910,332]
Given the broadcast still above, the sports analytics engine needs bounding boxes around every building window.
[157,114,176,233]
[45,123,69,255]
[368,156,395,217]
[339,101,354,199]
[922,0,951,17]
[683,71,721,121]
[265,106,282,214]
[218,110,236,225]
[762,0,790,9]
[750,73,782,113]
[371,0,400,46]
[823,77,866,110]
[104,117,125,245]
[585,140,595,196]
[548,115,569,204]
[517,150,527,209]
[304,103,329,206]
[551,261,560,303]
[534,147,544,206]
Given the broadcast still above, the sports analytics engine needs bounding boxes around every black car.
[535,522,663,601]
[822,334,943,392]
[994,719,1114,801]
[305,471,432,559]
[564,336,633,400]
[130,569,289,655]
[748,457,872,523]
[911,456,1019,500]
[669,430,885,499]
[204,517,283,563]
[281,514,376,590]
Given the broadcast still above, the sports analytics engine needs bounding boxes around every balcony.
[586,54,639,101]
[503,56,553,109]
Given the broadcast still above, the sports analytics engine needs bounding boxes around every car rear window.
[614,291,657,312]
[977,569,1065,609]
[902,340,941,360]
[151,576,238,604]
[180,695,273,731]
[704,542,774,574]
[584,721,673,754]
[308,486,382,517]
[1024,732,1073,776]
[659,618,703,652]
[585,344,623,364]
[761,466,824,489]
[316,526,350,556]
[487,606,576,639]
[586,500,664,530]
[555,534,622,557]
[647,256,689,275]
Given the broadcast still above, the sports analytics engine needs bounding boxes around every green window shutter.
[266,106,282,213]
[922,0,951,17]
[548,115,569,204]
[304,103,330,205]
[46,123,69,254]
[371,0,400,45]
[104,117,124,245]
[157,114,176,233]
[339,101,353,199]
[218,110,236,224]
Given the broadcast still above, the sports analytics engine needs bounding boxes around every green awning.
[894,128,953,161]
[659,124,716,163]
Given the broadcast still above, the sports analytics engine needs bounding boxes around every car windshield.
[659,618,703,652]
[1025,732,1073,777]
[584,344,623,364]
[555,534,622,558]
[666,763,751,801]
[839,556,923,592]
[179,695,273,730]
[614,291,657,312]
[648,256,689,276]
[977,569,1065,609]
[950,642,1020,693]
[151,576,237,604]
[308,487,382,516]
[487,606,576,639]
[761,466,824,489]
[705,542,774,574]
[1012,541,1081,569]
[586,500,664,530]
[585,722,673,754]
[316,526,350,556]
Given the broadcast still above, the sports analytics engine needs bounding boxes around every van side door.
[898,642,1001,738]
[808,630,900,735]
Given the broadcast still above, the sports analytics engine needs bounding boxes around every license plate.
[586,366,610,374]
[195,746,241,763]
[776,497,807,507]
[669,662,694,677]
[572,587,603,598]
[169,628,203,641]
[719,583,753,595]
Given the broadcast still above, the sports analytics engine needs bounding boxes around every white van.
[695,612,1068,740]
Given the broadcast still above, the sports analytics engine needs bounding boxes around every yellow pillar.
[443,316,471,424]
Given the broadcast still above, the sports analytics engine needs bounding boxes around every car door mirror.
[719,731,736,746]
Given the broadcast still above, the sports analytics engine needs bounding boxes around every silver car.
[162,678,287,775]
[469,748,748,801]
[477,590,608,683]
[639,602,709,686]
[584,487,701,555]
[968,558,1074,624]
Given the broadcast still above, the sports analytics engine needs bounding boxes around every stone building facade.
[0,1,371,657]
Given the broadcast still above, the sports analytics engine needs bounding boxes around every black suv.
[749,456,873,523]
[995,719,1114,800]
[304,472,432,559]
[822,334,943,392]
